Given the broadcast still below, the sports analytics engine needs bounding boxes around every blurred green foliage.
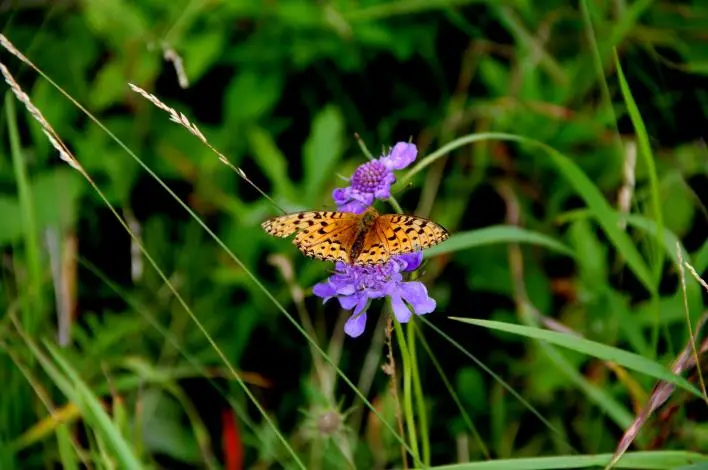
[0,0,707,468]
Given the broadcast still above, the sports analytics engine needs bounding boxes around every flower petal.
[337,200,369,214]
[334,261,348,271]
[332,187,352,205]
[312,281,336,301]
[382,142,417,170]
[353,295,370,316]
[338,294,360,310]
[344,312,368,338]
[371,173,395,199]
[350,189,374,206]
[396,252,423,272]
[331,280,356,296]
[373,186,392,200]
[389,290,412,323]
[399,281,436,315]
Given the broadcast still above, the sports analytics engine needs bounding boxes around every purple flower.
[312,252,436,338]
[333,142,418,214]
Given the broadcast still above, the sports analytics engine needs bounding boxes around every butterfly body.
[349,207,379,261]
[261,207,449,265]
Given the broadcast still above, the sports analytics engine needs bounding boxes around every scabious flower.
[332,142,417,214]
[313,252,436,338]
[313,141,439,338]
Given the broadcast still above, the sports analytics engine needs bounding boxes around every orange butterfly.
[261,207,449,265]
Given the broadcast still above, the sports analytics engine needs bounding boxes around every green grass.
[0,1,707,468]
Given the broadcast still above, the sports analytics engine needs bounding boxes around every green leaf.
[225,71,283,123]
[56,424,79,470]
[182,31,226,83]
[449,318,702,399]
[426,225,575,259]
[83,0,149,43]
[422,450,708,469]
[661,182,695,237]
[455,367,486,414]
[479,58,509,96]
[399,133,656,294]
[0,196,23,245]
[247,126,296,201]
[614,50,664,284]
[36,341,143,469]
[567,219,607,286]
[140,390,201,464]
[302,104,345,204]
[31,168,84,231]
[90,59,126,110]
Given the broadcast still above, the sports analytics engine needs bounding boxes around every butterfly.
[261,207,449,265]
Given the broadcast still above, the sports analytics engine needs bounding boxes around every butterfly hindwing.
[353,224,392,265]
[293,219,359,263]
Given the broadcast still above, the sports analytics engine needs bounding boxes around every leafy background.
[0,0,707,469]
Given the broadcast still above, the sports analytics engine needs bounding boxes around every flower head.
[312,252,436,338]
[333,142,417,214]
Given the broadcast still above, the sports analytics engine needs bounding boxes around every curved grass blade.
[419,450,707,470]
[421,318,576,453]
[614,49,665,284]
[0,53,305,468]
[449,318,702,398]
[397,132,656,295]
[11,315,142,469]
[0,38,417,464]
[42,341,144,469]
[426,225,575,259]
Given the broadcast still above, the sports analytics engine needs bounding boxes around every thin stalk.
[407,319,430,465]
[417,327,491,459]
[393,318,420,465]
[6,91,44,334]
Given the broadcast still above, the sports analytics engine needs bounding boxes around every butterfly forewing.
[351,214,449,265]
[375,214,449,253]
[261,211,360,263]
[261,211,355,237]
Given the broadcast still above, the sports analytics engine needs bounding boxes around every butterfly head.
[359,206,379,230]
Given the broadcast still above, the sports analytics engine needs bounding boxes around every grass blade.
[614,49,665,284]
[5,91,44,333]
[421,450,707,469]
[399,133,656,294]
[425,225,575,259]
[42,341,144,469]
[448,318,701,398]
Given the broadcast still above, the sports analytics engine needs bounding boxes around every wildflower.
[312,252,436,338]
[333,142,417,214]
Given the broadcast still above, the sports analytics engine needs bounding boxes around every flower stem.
[388,196,404,214]
[393,317,420,465]
[408,319,430,466]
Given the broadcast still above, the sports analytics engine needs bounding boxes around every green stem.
[408,319,430,465]
[392,317,420,465]
[6,92,43,334]
[388,196,404,214]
